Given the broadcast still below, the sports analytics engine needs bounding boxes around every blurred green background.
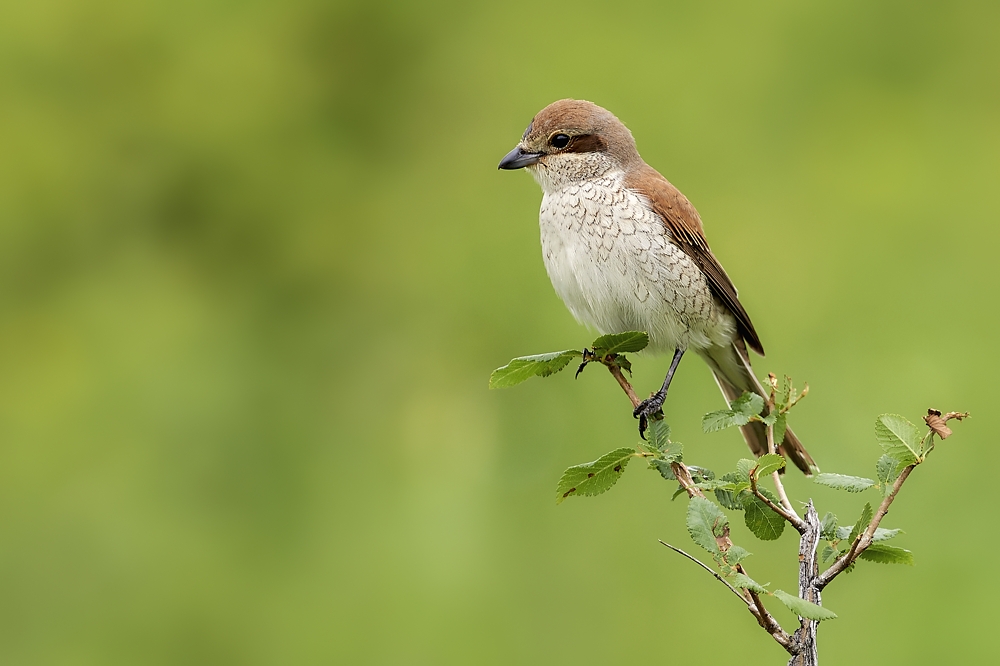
[1,0,997,663]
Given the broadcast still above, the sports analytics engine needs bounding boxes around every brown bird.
[498,99,816,474]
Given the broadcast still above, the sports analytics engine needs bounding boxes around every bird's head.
[498,99,640,190]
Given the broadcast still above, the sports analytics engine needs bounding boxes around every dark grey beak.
[498,146,542,170]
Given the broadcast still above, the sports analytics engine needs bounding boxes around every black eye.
[549,133,570,149]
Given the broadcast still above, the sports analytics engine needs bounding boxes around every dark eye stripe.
[564,134,608,154]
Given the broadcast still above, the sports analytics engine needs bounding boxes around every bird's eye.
[549,133,571,149]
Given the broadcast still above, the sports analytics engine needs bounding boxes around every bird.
[497,99,816,474]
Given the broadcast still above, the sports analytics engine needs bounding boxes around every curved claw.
[633,390,667,439]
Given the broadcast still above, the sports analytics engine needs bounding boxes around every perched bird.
[498,99,816,474]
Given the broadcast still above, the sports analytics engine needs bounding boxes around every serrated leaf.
[647,421,682,463]
[715,473,748,511]
[650,459,676,480]
[875,414,921,465]
[743,489,786,541]
[773,413,788,446]
[489,350,580,388]
[703,409,740,433]
[820,512,838,540]
[661,440,683,464]
[777,375,793,409]
[773,590,838,620]
[730,573,768,593]
[686,497,730,555]
[736,459,756,483]
[591,331,649,354]
[876,454,901,495]
[872,528,902,542]
[836,525,899,541]
[725,545,751,566]
[820,545,837,564]
[754,454,786,479]
[858,543,914,565]
[555,448,634,504]
[848,502,874,543]
[732,392,765,419]
[813,473,876,493]
[762,411,778,426]
[646,420,671,452]
[614,354,632,374]
[687,466,716,482]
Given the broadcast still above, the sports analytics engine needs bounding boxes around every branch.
[765,413,800,521]
[658,541,745,603]
[610,362,793,652]
[606,361,641,408]
[787,502,822,664]
[750,473,806,534]
[763,389,801,525]
[816,463,916,589]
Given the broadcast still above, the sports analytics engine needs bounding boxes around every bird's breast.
[537,175,734,353]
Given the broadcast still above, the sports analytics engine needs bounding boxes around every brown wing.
[625,164,765,356]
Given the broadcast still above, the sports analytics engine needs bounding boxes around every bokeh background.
[1,0,998,663]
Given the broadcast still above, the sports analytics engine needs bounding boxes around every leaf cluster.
[488,331,649,388]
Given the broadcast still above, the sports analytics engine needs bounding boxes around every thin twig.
[610,364,792,651]
[607,362,641,408]
[765,394,801,522]
[658,541,745,603]
[751,474,806,534]
[816,463,917,589]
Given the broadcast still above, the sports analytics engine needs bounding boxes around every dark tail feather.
[703,340,818,476]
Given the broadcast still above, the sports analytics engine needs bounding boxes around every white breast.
[537,172,735,354]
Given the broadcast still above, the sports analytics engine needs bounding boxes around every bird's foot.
[633,390,667,439]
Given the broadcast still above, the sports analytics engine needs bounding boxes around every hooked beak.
[497,145,542,170]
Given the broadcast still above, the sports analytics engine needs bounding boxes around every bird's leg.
[633,348,685,438]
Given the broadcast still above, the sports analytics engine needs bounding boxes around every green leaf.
[715,473,747,511]
[686,497,730,555]
[724,545,751,566]
[613,354,632,374]
[489,350,580,388]
[875,414,921,465]
[730,573,768,593]
[754,454,786,479]
[732,392,765,419]
[762,411,777,426]
[773,413,788,446]
[813,473,876,493]
[687,466,716,482]
[743,490,786,541]
[820,512,838,540]
[650,459,675,480]
[736,459,756,483]
[556,448,634,504]
[776,375,793,409]
[661,440,683,463]
[773,590,838,620]
[591,331,649,354]
[820,545,837,564]
[872,528,902,542]
[858,543,914,566]
[876,454,901,495]
[848,502,874,543]
[702,409,740,433]
[647,421,682,462]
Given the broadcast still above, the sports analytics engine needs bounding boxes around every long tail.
[700,339,818,475]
